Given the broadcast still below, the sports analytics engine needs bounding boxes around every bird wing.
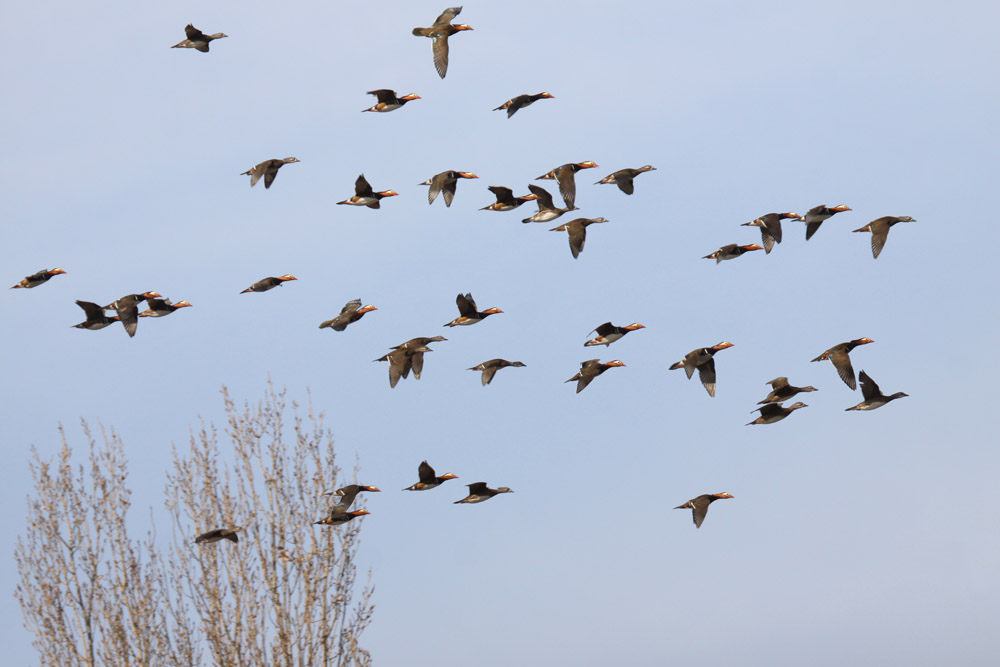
[426,173,443,204]
[682,351,700,379]
[869,222,888,259]
[858,370,880,401]
[354,174,373,197]
[506,96,528,118]
[466,482,489,495]
[830,349,857,390]
[340,298,362,315]
[592,322,615,337]
[805,220,823,240]
[75,300,104,320]
[335,486,361,511]
[263,163,279,189]
[555,166,577,208]
[367,89,395,103]
[410,351,425,379]
[691,497,711,528]
[431,34,451,79]
[488,185,514,204]
[766,377,789,388]
[528,184,555,210]
[575,374,596,393]
[456,293,477,317]
[418,461,436,483]
[115,300,139,338]
[441,176,457,206]
[481,366,499,386]
[567,222,586,258]
[185,24,206,41]
[245,162,265,187]
[615,172,635,195]
[697,358,717,397]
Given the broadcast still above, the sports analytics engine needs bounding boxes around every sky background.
[3,1,999,664]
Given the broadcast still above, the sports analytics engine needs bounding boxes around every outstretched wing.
[433,6,462,25]
[697,358,717,397]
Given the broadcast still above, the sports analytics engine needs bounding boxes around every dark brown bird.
[454,482,514,503]
[758,377,818,404]
[391,336,448,351]
[241,157,300,189]
[550,217,608,259]
[467,359,526,386]
[811,338,874,390]
[337,174,399,209]
[171,24,228,52]
[420,170,478,207]
[319,299,377,331]
[324,485,381,509]
[845,370,908,411]
[374,346,433,388]
[11,268,66,289]
[802,204,852,240]
[240,275,297,294]
[565,359,626,394]
[105,291,161,338]
[480,186,540,211]
[314,509,370,526]
[72,300,120,330]
[674,493,733,528]
[411,6,473,78]
[741,212,800,254]
[584,322,645,347]
[443,293,502,327]
[852,216,915,259]
[139,298,192,318]
[594,165,656,195]
[668,342,734,397]
[746,401,808,425]
[194,526,244,544]
[703,243,764,263]
[521,184,577,223]
[535,161,599,209]
[362,89,421,112]
[493,92,554,118]
[404,460,458,491]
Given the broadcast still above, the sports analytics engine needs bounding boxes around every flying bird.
[845,371,908,411]
[550,217,607,259]
[746,402,809,425]
[420,170,478,207]
[337,174,398,209]
[241,157,300,189]
[852,216,915,259]
[240,275,297,294]
[454,482,514,504]
[194,526,244,544]
[443,293,502,327]
[801,204,852,240]
[565,359,626,394]
[674,493,733,528]
[521,184,577,223]
[535,161,598,210]
[740,212,800,254]
[411,6,473,78]
[11,268,66,289]
[702,243,763,263]
[668,342,734,397]
[319,299,377,331]
[492,92,554,118]
[171,24,228,52]
[758,377,818,405]
[480,186,540,211]
[467,359,526,386]
[362,89,421,113]
[811,338,874,390]
[404,460,458,491]
[594,165,656,195]
[584,322,645,347]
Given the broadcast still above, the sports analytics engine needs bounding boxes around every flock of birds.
[14,6,915,533]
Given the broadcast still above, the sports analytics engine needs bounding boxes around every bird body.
[362,89,421,112]
[703,243,763,263]
[565,359,625,393]
[139,298,192,318]
[522,184,577,223]
[172,24,227,52]
[535,161,598,210]
[845,370,908,410]
[594,165,656,195]
[319,299,377,331]
[337,174,398,208]
[747,401,808,425]
[811,338,874,390]
[852,216,914,259]
[11,268,66,289]
[674,493,733,528]
[412,6,473,78]
[741,212,800,253]
[404,460,458,491]
[194,526,244,544]
[668,342,734,397]
[240,275,297,294]
[493,92,554,118]
[758,377,817,404]
[584,322,645,347]
[802,204,852,240]
[480,186,540,211]
[549,217,607,259]
[454,482,514,503]
[241,157,300,189]
[467,359,526,386]
[420,170,478,207]
[443,293,502,327]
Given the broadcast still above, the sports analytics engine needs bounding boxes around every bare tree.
[16,384,374,667]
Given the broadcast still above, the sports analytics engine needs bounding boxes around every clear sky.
[3,1,999,664]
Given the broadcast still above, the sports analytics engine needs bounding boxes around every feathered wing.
[354,174,373,197]
[433,6,462,25]
[441,178,457,206]
[830,349,857,390]
[456,293,477,317]
[697,358,717,397]
[858,370,880,401]
[431,34,451,79]
[556,168,577,209]
[615,173,635,195]
[481,366,499,386]
[870,223,888,259]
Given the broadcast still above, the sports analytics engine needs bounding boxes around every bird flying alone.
[11,268,66,289]
[443,293,502,327]
[172,24,227,52]
[362,89,421,112]
[852,216,914,259]
[241,157,300,189]
[240,275,297,294]
[411,6,473,79]
[493,92,554,118]
[674,493,733,528]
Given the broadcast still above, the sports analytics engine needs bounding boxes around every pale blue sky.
[3,1,999,664]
